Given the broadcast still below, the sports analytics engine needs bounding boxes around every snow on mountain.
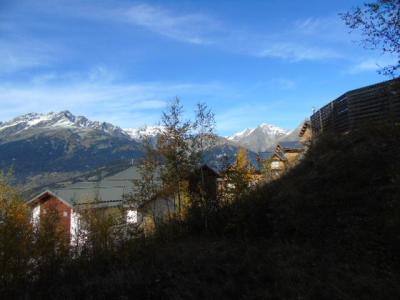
[228,123,290,152]
[123,126,164,140]
[0,111,127,138]
[0,111,300,153]
[228,128,255,141]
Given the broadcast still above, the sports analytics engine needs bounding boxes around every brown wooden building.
[266,120,312,179]
[311,78,400,136]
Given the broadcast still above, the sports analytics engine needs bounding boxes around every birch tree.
[157,98,193,217]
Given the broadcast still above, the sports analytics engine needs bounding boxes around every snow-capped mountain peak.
[228,128,254,140]
[228,123,290,152]
[124,126,164,140]
[228,123,288,140]
[258,123,288,135]
[0,111,126,138]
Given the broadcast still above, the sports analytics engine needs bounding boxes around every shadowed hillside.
[6,125,400,299]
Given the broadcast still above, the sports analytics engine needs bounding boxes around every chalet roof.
[277,141,305,151]
[30,164,219,209]
[258,151,274,160]
[29,166,142,208]
[28,190,73,208]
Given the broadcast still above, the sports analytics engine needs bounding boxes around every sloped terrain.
[16,125,400,299]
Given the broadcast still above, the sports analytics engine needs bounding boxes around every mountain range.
[0,111,300,194]
[227,123,290,152]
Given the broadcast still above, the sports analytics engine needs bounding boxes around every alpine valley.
[0,111,300,195]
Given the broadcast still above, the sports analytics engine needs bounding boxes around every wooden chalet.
[267,120,311,178]
[310,78,400,136]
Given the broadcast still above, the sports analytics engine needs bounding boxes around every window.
[271,161,280,170]
[63,211,68,217]
[126,210,137,224]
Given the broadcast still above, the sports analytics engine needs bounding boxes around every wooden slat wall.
[311,79,400,135]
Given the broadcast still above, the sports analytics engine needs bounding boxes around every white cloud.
[113,5,343,62]
[0,39,56,73]
[257,42,341,62]
[57,2,343,62]
[350,60,381,73]
[0,71,225,128]
[118,3,221,45]
[348,57,398,74]
[294,16,349,40]
[7,2,347,64]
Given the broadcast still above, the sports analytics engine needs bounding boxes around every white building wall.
[70,210,80,246]
[31,205,40,227]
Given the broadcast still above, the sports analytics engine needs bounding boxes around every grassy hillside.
[7,126,400,299]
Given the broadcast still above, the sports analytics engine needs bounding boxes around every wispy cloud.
[0,39,56,73]
[257,42,341,61]
[253,15,352,62]
[0,69,225,128]
[348,56,398,74]
[52,2,343,62]
[295,16,349,40]
[113,5,345,61]
[118,4,221,45]
[5,1,348,65]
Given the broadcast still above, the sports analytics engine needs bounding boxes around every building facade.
[310,79,400,136]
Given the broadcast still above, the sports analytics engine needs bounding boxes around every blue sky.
[0,0,396,135]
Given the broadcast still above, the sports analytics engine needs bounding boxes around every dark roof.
[257,151,274,160]
[198,164,220,177]
[277,141,305,150]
